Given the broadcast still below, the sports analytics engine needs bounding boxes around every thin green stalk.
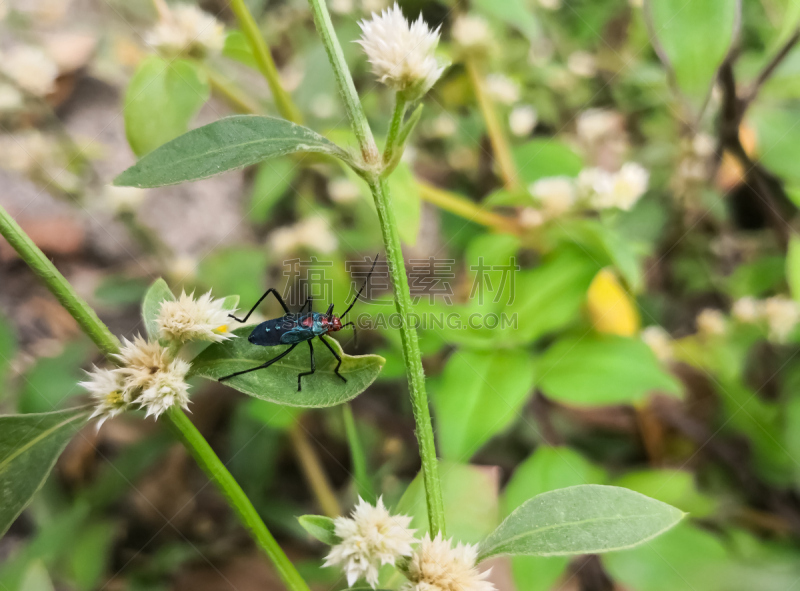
[0,203,310,591]
[288,422,342,518]
[306,0,445,534]
[306,0,380,167]
[369,178,446,534]
[465,58,520,190]
[205,66,262,114]
[342,404,375,503]
[382,96,408,170]
[0,203,120,357]
[416,181,521,234]
[229,0,304,124]
[169,408,311,591]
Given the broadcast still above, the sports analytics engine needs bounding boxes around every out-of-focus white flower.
[357,3,445,99]
[1,45,58,96]
[692,133,716,158]
[0,84,24,112]
[169,255,199,281]
[310,94,337,119]
[732,296,763,324]
[509,104,538,137]
[629,0,643,7]
[330,0,355,14]
[567,51,597,78]
[641,326,673,362]
[430,114,458,138]
[146,3,225,58]
[519,207,544,228]
[402,533,495,591]
[529,176,576,218]
[447,145,478,171]
[329,178,362,204]
[538,0,562,10]
[324,497,415,588]
[580,163,649,211]
[576,108,622,145]
[528,37,555,66]
[764,296,800,343]
[105,184,147,214]
[81,367,131,428]
[113,336,191,418]
[451,14,492,53]
[361,0,389,12]
[696,309,727,337]
[485,74,520,105]
[0,130,52,174]
[157,291,235,343]
[270,216,338,254]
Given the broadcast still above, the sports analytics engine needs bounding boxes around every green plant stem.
[416,181,521,234]
[288,422,342,518]
[169,407,311,591]
[306,0,380,167]
[0,203,310,591]
[368,178,446,534]
[205,66,262,114]
[306,0,445,534]
[0,203,120,357]
[229,0,304,124]
[465,58,520,190]
[382,96,408,169]
[342,404,375,503]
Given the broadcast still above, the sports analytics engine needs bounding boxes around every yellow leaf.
[587,269,640,336]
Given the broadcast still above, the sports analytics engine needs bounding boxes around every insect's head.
[330,316,343,332]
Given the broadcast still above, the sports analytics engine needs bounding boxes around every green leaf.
[536,335,682,406]
[124,56,210,157]
[387,162,421,246]
[788,235,800,302]
[478,484,685,561]
[612,469,717,517]
[223,30,257,69]
[396,462,500,545]
[434,349,535,461]
[197,246,269,307]
[19,340,93,414]
[512,139,583,186]
[190,327,384,407]
[141,278,175,340]
[67,521,117,591]
[0,314,16,394]
[503,447,607,591]
[298,515,338,545]
[115,115,350,188]
[472,0,540,41]
[645,0,739,113]
[249,158,298,223]
[0,408,89,538]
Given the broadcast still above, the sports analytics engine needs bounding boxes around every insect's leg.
[320,336,347,383]
[229,288,290,323]
[297,340,316,392]
[342,322,357,349]
[218,344,297,382]
[300,297,313,314]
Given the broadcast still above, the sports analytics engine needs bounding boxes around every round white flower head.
[529,176,577,218]
[576,108,622,145]
[402,533,495,591]
[538,0,562,9]
[330,0,355,14]
[485,74,520,105]
[0,84,24,112]
[157,291,235,343]
[509,104,538,137]
[357,3,446,99]
[567,51,597,78]
[270,216,338,254]
[641,326,673,362]
[732,296,764,324]
[519,207,545,229]
[451,14,492,54]
[105,184,148,214]
[81,367,131,428]
[146,3,225,58]
[764,296,800,343]
[608,162,650,210]
[324,497,416,588]
[329,177,362,204]
[113,336,192,418]
[696,308,727,337]
[1,45,58,96]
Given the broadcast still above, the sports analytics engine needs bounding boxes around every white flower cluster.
[357,3,446,99]
[270,216,338,254]
[82,291,235,426]
[451,14,492,54]
[732,295,800,343]
[641,325,673,362]
[146,3,225,58]
[696,308,727,337]
[525,162,649,221]
[0,45,59,97]
[324,499,495,591]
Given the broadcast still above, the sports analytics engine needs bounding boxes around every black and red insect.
[218,255,379,391]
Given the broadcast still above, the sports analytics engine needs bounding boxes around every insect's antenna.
[341,254,379,320]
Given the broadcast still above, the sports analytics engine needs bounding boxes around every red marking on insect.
[330,317,343,332]
[301,316,314,328]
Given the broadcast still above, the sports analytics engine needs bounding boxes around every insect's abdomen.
[248,317,295,347]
